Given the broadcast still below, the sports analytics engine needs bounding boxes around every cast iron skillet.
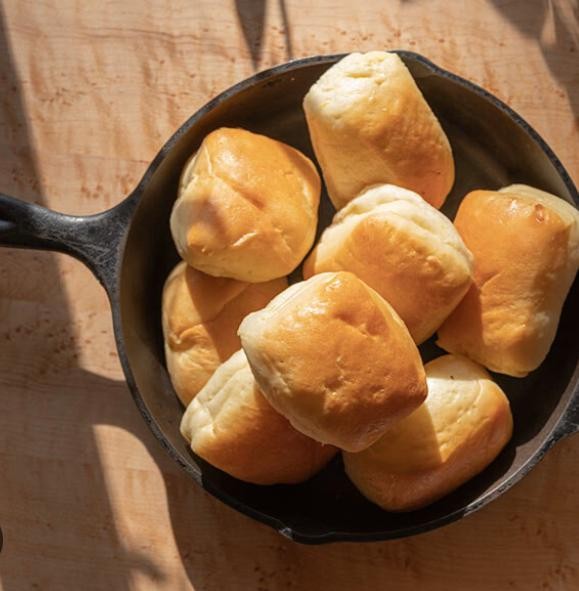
[1,52,578,544]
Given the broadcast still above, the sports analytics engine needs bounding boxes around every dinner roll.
[180,350,337,485]
[238,271,427,452]
[170,127,321,281]
[343,355,513,512]
[303,184,473,344]
[437,185,579,377]
[162,261,286,405]
[303,51,454,210]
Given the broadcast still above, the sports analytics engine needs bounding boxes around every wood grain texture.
[0,0,577,589]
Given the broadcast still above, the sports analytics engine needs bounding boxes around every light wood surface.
[0,1,578,589]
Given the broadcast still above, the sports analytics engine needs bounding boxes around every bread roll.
[344,355,513,512]
[162,261,286,405]
[238,271,427,452]
[170,127,321,282]
[180,350,337,485]
[304,184,473,343]
[303,51,454,210]
[437,185,579,377]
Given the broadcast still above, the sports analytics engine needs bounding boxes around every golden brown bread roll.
[170,127,321,282]
[303,51,454,210]
[180,350,337,484]
[343,355,513,512]
[162,261,286,405]
[303,184,473,344]
[238,271,427,452]
[437,184,579,377]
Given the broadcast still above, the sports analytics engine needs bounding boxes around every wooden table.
[1,1,577,589]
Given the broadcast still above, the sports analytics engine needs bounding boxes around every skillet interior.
[118,54,579,542]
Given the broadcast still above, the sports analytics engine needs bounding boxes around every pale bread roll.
[180,350,337,485]
[170,127,321,282]
[343,355,513,512]
[437,185,579,377]
[162,261,286,405]
[303,184,473,343]
[303,51,454,210]
[238,272,427,452]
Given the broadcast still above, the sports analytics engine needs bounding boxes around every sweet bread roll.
[238,271,427,452]
[170,127,321,282]
[437,184,579,377]
[180,350,337,485]
[343,355,513,512]
[162,261,286,405]
[303,184,473,344]
[303,51,454,210]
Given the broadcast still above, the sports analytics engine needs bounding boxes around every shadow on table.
[235,0,294,70]
[489,0,578,117]
[401,0,578,118]
[0,5,160,589]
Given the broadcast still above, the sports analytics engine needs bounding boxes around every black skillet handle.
[0,193,137,295]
